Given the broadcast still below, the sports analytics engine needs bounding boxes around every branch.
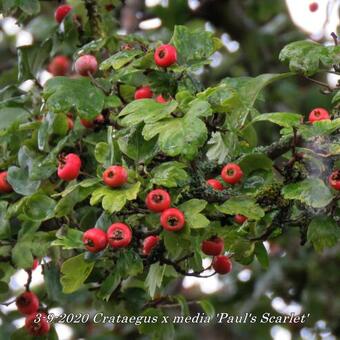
[84,0,101,37]
[160,256,215,278]
[24,270,32,291]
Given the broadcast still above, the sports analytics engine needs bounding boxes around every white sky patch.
[210,51,223,67]
[188,0,200,10]
[55,324,74,340]
[12,317,25,329]
[221,33,240,53]
[139,18,162,30]
[271,326,292,340]
[237,268,252,282]
[2,17,21,35]
[39,70,53,86]
[327,72,340,88]
[16,30,33,47]
[285,0,339,38]
[271,297,302,315]
[19,80,35,92]
[182,258,224,294]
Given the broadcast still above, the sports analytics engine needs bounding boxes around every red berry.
[308,108,330,123]
[212,255,232,274]
[48,55,70,76]
[156,95,167,103]
[31,259,39,271]
[206,179,224,191]
[102,165,128,188]
[143,235,160,255]
[221,163,243,184]
[154,44,177,68]
[25,312,50,336]
[0,171,12,193]
[83,228,108,253]
[107,223,132,248]
[201,236,224,256]
[309,2,318,12]
[134,86,153,100]
[74,55,98,76]
[80,114,104,129]
[57,153,81,181]
[16,291,40,315]
[145,189,171,212]
[329,170,340,190]
[67,116,74,130]
[160,208,185,231]
[234,214,247,225]
[55,4,72,23]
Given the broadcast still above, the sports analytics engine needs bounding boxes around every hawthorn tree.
[0,1,339,339]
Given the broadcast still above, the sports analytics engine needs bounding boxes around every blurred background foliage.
[0,1,339,340]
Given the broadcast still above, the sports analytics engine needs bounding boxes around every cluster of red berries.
[206,163,247,223]
[16,291,50,336]
[134,44,177,102]
[201,237,232,274]
[15,259,50,336]
[146,189,186,232]
[134,86,168,104]
[206,162,244,192]
[83,223,132,253]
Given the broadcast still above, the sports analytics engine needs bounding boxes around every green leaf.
[252,112,302,128]
[97,271,121,301]
[100,50,143,70]
[332,90,340,104]
[23,193,56,221]
[119,99,178,126]
[145,263,166,298]
[0,201,10,239]
[43,77,105,119]
[2,0,40,15]
[199,299,215,317]
[207,131,238,164]
[298,118,340,139]
[238,154,273,176]
[254,242,269,269]
[143,114,207,160]
[197,83,239,113]
[282,178,333,208]
[118,124,158,163]
[0,107,29,130]
[171,25,220,66]
[186,99,212,118]
[52,228,84,250]
[94,142,110,164]
[0,281,9,293]
[17,39,52,81]
[12,241,33,269]
[151,161,189,188]
[60,254,95,293]
[179,199,210,229]
[307,216,340,252]
[216,197,265,220]
[90,182,141,213]
[279,40,340,76]
[7,166,41,196]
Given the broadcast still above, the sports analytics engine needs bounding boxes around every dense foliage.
[0,1,339,339]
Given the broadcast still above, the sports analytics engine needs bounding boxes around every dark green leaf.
[43,77,105,120]
[282,178,333,208]
[307,216,340,252]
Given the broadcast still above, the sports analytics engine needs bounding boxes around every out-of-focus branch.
[120,0,144,34]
